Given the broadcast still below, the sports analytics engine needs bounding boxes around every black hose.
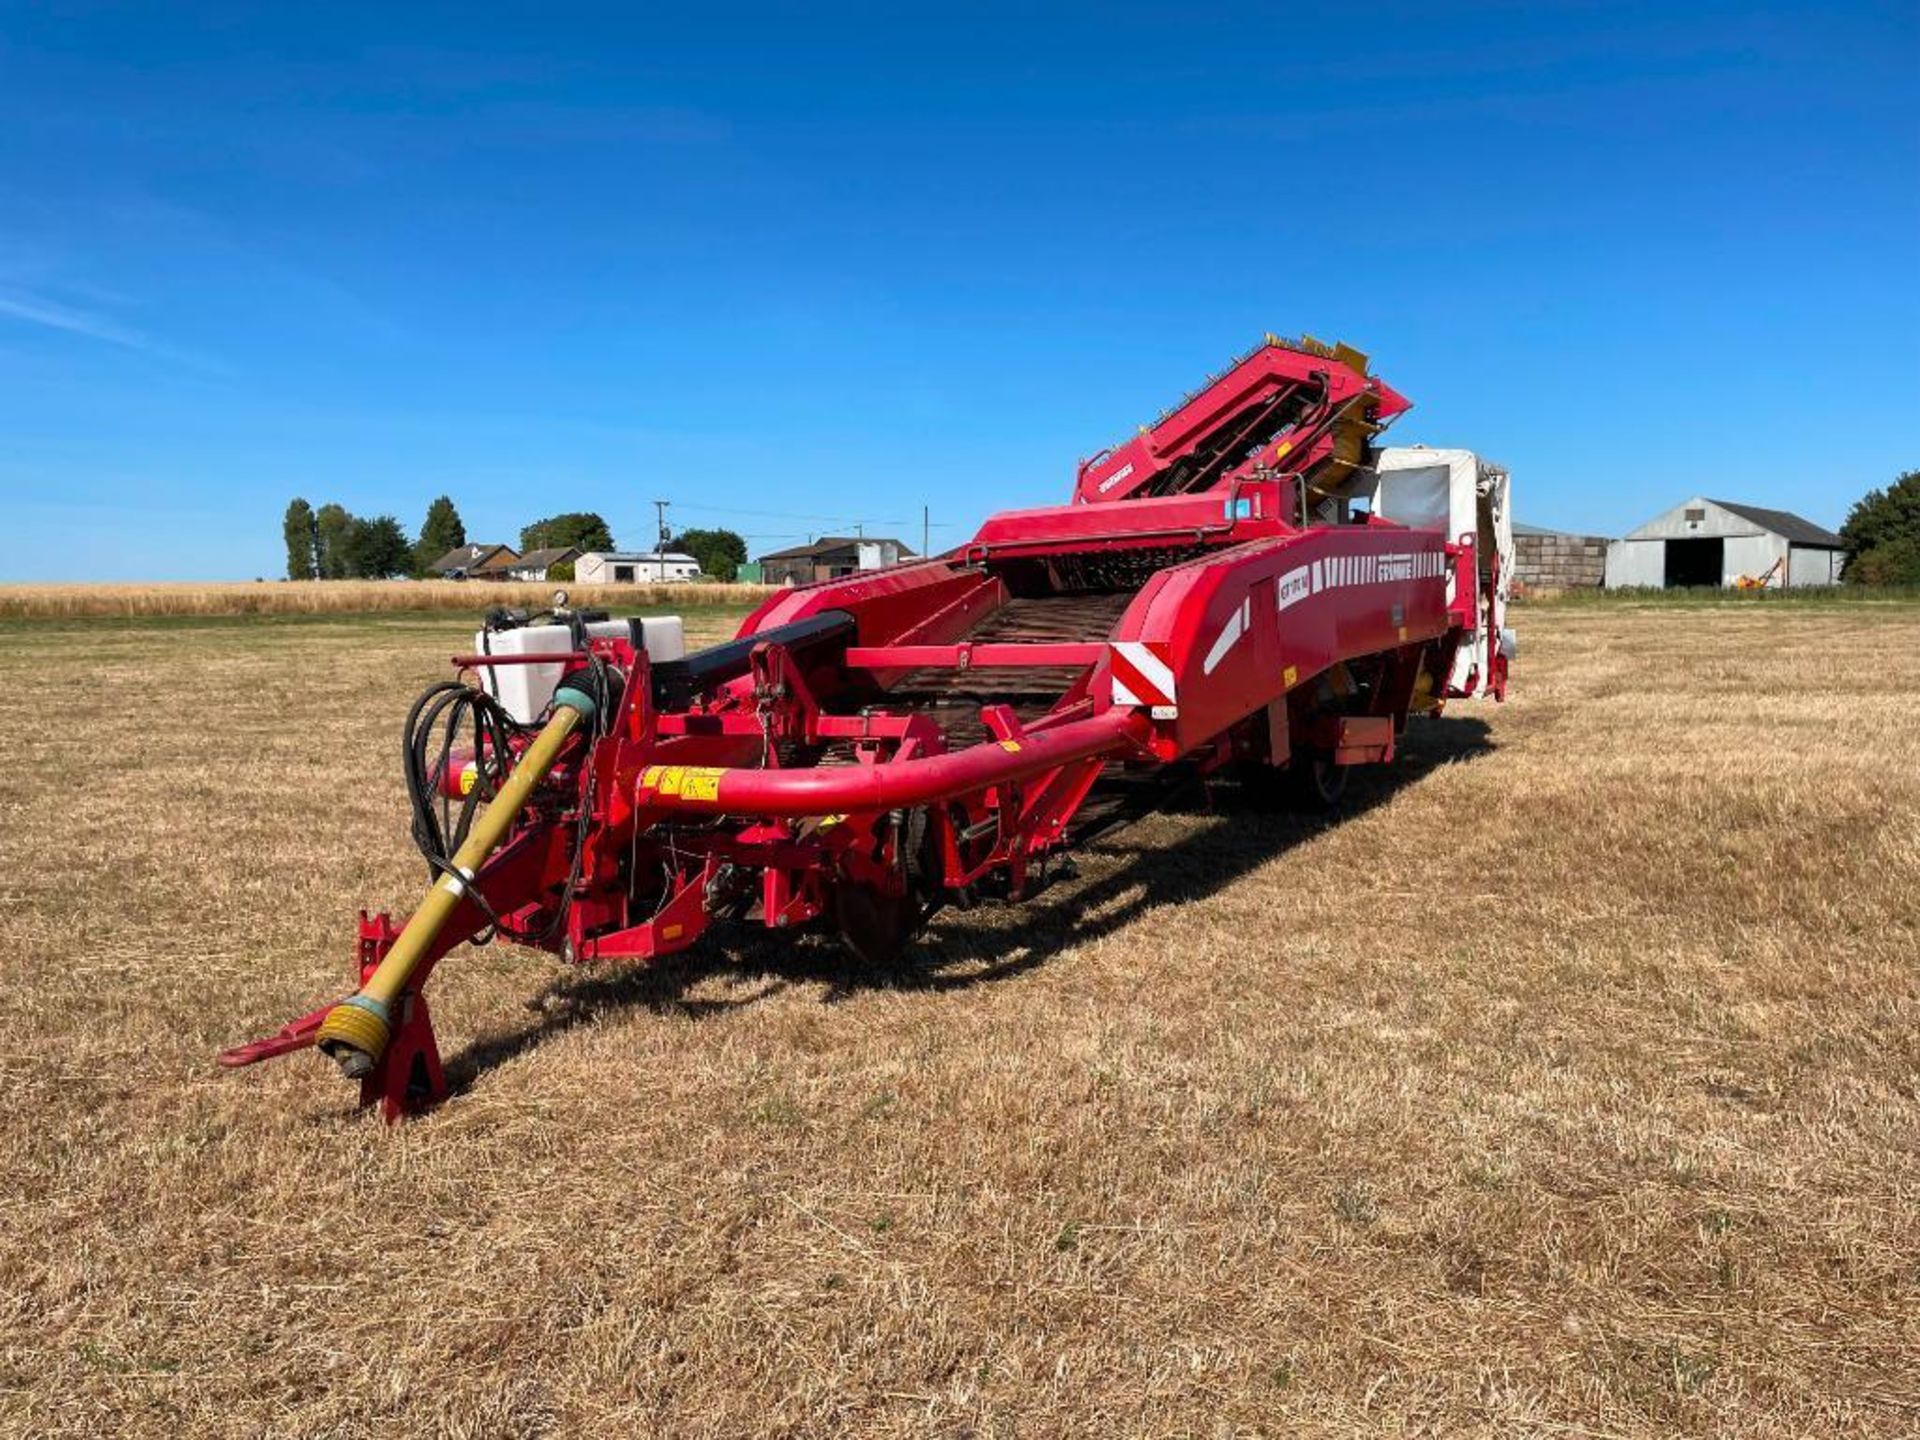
[401,652,620,948]
[402,680,523,887]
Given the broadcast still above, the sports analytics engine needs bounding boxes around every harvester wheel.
[1286,750,1349,811]
[831,881,927,967]
[1235,749,1348,813]
[832,808,939,966]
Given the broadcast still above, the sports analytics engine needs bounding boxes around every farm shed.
[1605,498,1845,589]
[757,536,915,587]
[1513,523,1608,591]
[428,543,518,579]
[574,550,704,583]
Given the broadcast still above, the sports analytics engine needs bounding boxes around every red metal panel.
[737,557,986,646]
[967,485,1284,556]
[1100,526,1452,753]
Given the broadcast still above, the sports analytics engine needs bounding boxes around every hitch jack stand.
[217,910,445,1122]
[349,911,446,1120]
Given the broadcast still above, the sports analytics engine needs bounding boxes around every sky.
[0,1,1913,581]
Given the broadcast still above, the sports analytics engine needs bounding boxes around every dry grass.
[1,600,1916,1436]
[0,580,772,620]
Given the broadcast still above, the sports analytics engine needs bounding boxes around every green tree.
[521,511,615,554]
[1841,470,1920,584]
[670,526,747,581]
[314,503,354,580]
[413,495,466,576]
[282,498,318,580]
[1850,536,1920,585]
[547,559,575,583]
[342,515,413,578]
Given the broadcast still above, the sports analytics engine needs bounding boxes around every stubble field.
[1,597,1916,1437]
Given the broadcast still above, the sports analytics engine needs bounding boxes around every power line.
[667,499,959,528]
[667,501,867,523]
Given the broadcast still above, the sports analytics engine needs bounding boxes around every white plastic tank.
[474,616,686,724]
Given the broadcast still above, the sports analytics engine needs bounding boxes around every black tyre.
[1285,749,1349,811]
[832,808,939,965]
[1235,748,1348,813]
[831,881,927,966]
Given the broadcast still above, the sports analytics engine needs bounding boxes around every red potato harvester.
[222,334,1515,1118]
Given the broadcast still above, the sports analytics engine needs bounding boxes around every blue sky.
[0,1,1913,580]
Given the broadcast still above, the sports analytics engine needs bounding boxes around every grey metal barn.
[1604,498,1845,589]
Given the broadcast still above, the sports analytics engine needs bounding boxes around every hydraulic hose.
[639,708,1152,818]
[403,681,520,884]
[313,675,603,1078]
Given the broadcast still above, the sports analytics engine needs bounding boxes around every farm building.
[484,546,578,582]
[758,536,914,586]
[1605,498,1845,589]
[427,543,518,579]
[574,550,703,583]
[1513,523,1609,591]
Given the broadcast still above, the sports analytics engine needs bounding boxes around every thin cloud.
[0,286,221,371]
[0,288,163,353]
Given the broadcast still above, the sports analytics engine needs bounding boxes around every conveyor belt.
[874,590,1138,749]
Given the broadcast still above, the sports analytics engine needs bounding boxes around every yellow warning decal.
[662,923,684,941]
[1398,626,1408,642]
[1274,440,1293,459]
[641,765,727,801]
[458,762,478,796]
[680,768,724,802]
[998,739,1023,753]
[1283,664,1299,687]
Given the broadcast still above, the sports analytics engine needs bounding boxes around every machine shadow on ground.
[442,715,1496,1096]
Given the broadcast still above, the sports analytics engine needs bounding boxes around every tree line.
[282,501,418,580]
[1841,470,1920,585]
[284,473,1916,585]
[282,496,749,581]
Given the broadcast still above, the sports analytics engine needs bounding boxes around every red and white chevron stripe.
[1110,640,1177,716]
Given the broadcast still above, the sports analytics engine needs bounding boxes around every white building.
[574,550,704,584]
[1605,498,1845,589]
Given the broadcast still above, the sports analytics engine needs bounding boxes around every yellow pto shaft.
[314,680,599,1078]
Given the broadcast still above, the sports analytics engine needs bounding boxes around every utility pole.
[922,505,929,558]
[653,499,669,582]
